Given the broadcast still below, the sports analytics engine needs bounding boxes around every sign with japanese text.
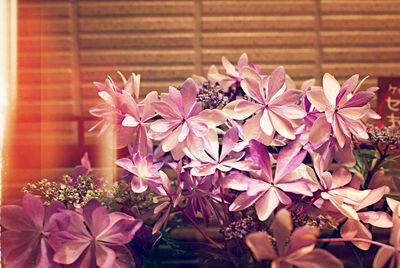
[377,77,400,127]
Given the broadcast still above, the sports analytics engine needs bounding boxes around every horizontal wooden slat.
[322,15,400,30]
[321,0,400,15]
[320,31,400,46]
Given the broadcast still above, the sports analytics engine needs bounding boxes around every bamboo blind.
[4,0,400,201]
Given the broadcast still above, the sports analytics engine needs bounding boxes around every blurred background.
[3,0,400,202]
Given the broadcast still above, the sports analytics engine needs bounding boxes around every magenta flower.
[246,209,343,267]
[184,127,251,176]
[223,66,306,143]
[0,194,65,267]
[149,78,226,159]
[307,73,375,148]
[221,140,312,221]
[115,152,163,193]
[51,199,143,268]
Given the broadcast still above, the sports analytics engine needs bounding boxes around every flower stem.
[317,238,393,249]
[182,210,224,249]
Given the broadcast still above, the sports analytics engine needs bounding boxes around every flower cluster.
[2,54,400,267]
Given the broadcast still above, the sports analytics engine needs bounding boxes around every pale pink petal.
[131,177,148,193]
[246,231,277,261]
[223,99,261,120]
[188,120,209,137]
[220,172,253,191]
[323,73,341,107]
[243,112,263,142]
[332,116,346,148]
[329,196,359,220]
[197,109,226,127]
[97,212,142,244]
[341,219,372,250]
[269,110,295,139]
[178,122,190,142]
[191,165,218,177]
[331,167,352,189]
[249,139,272,180]
[151,101,181,119]
[255,189,280,221]
[276,181,312,197]
[150,119,180,133]
[161,125,182,152]
[339,106,370,120]
[359,211,393,228]
[306,89,329,112]
[241,77,265,104]
[237,53,249,71]
[220,127,239,161]
[266,66,286,103]
[181,78,198,117]
[309,116,331,146]
[221,56,237,76]
[358,186,390,210]
[203,128,219,161]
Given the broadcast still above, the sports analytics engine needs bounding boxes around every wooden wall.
[4,0,400,201]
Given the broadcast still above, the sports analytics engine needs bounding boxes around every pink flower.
[0,194,65,267]
[89,74,157,151]
[340,186,391,250]
[221,140,312,221]
[115,153,163,193]
[246,209,343,267]
[152,170,182,234]
[373,205,400,268]
[307,73,375,148]
[184,127,251,176]
[149,78,226,160]
[51,199,143,268]
[223,66,306,144]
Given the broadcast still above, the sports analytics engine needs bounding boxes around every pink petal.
[270,208,293,255]
[245,231,276,261]
[241,77,265,104]
[306,89,329,112]
[323,73,341,107]
[339,106,370,120]
[276,181,312,197]
[151,101,181,119]
[237,53,249,70]
[23,194,45,230]
[97,213,142,244]
[2,230,39,267]
[266,66,286,103]
[329,196,359,220]
[358,186,390,210]
[224,99,260,120]
[341,219,372,250]
[331,167,352,189]
[0,205,35,231]
[221,56,237,76]
[359,211,393,228]
[150,119,180,133]
[181,78,198,116]
[255,188,280,221]
[243,112,263,142]
[196,109,226,127]
[220,172,253,191]
[82,200,110,237]
[268,110,295,140]
[274,142,307,181]
[131,177,148,193]
[95,244,116,268]
[309,116,331,146]
[341,91,374,109]
[188,120,209,137]
[53,240,90,265]
[373,247,395,268]
[249,139,272,180]
[178,122,190,142]
[220,127,239,161]
[285,226,319,256]
[332,116,346,148]
[161,125,182,152]
[229,191,262,212]
[260,109,274,137]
